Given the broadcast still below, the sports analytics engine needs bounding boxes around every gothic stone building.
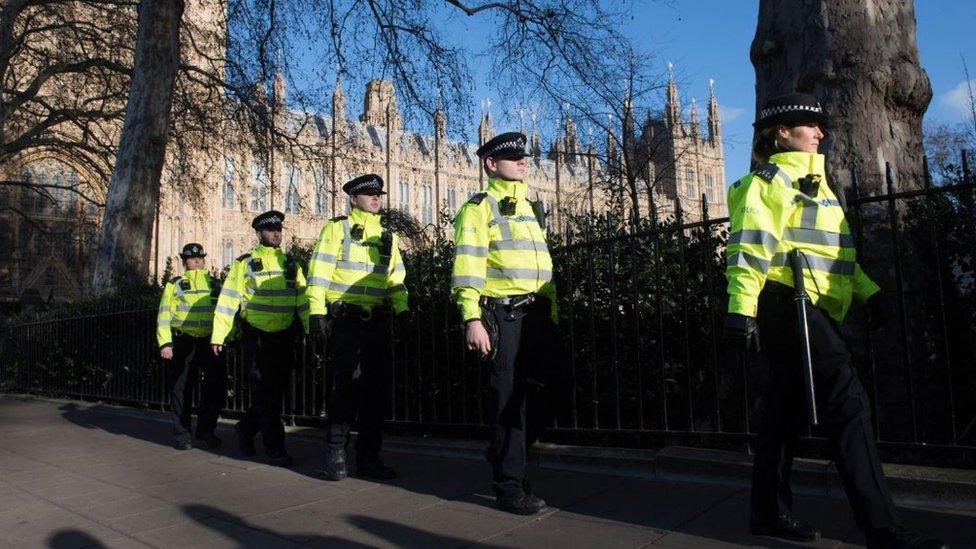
[0,75,724,305]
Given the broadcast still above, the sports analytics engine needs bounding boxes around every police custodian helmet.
[178,243,206,259]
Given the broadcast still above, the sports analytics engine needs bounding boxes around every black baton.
[788,249,819,426]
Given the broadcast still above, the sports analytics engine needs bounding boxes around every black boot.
[356,455,396,480]
[194,433,222,448]
[235,422,255,456]
[174,437,192,451]
[267,450,295,467]
[496,493,547,516]
[866,526,949,549]
[750,514,821,542]
[319,446,348,481]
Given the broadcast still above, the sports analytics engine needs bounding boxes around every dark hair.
[752,126,782,164]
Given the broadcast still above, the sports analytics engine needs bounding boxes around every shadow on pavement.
[182,503,510,548]
[50,401,976,548]
[47,528,107,548]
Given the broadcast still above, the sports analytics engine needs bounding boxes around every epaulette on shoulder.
[169,275,182,284]
[466,192,487,205]
[236,252,252,262]
[752,162,780,183]
[330,215,348,222]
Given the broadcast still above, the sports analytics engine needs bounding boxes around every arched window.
[314,167,328,217]
[283,164,300,214]
[398,180,410,211]
[19,160,80,214]
[222,156,236,209]
[222,239,234,268]
[446,185,457,212]
[421,183,433,224]
[250,160,269,211]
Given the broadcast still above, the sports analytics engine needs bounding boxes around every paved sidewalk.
[1,396,973,549]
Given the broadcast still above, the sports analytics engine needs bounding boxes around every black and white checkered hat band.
[759,104,822,119]
[485,139,526,156]
[255,215,282,228]
[348,179,381,193]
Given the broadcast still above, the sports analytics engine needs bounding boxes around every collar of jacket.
[768,151,827,183]
[182,268,208,281]
[487,177,527,200]
[349,207,383,227]
[251,244,282,256]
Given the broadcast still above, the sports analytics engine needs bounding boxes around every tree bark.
[92,0,184,292]
[751,0,931,193]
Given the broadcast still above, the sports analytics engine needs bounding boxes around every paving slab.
[1,395,973,549]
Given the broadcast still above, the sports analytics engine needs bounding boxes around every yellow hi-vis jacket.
[451,177,558,324]
[305,207,409,316]
[156,269,218,349]
[210,244,309,345]
[726,151,879,322]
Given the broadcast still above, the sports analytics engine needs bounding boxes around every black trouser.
[751,283,900,531]
[482,296,564,500]
[238,323,296,456]
[325,310,392,461]
[164,333,226,443]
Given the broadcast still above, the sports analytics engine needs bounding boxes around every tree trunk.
[751,0,931,193]
[92,0,184,292]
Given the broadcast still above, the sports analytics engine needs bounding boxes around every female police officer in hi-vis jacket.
[723,92,946,549]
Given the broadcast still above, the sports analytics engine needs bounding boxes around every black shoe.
[750,514,821,542]
[175,439,192,451]
[267,452,295,467]
[356,456,397,480]
[235,422,255,456]
[194,433,222,448]
[496,493,547,516]
[319,446,348,481]
[866,525,948,549]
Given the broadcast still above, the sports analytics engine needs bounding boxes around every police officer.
[452,132,562,515]
[157,243,225,450]
[724,93,946,549]
[307,174,410,481]
[211,210,309,467]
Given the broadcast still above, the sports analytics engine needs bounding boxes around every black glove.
[395,311,412,334]
[310,314,333,355]
[866,292,892,330]
[723,313,761,354]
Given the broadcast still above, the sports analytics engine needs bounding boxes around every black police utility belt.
[329,301,387,321]
[480,293,537,311]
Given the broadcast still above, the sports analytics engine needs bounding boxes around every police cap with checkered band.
[251,210,285,230]
[476,132,529,159]
[754,93,826,130]
[343,174,386,196]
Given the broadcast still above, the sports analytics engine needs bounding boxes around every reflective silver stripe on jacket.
[727,251,771,274]
[486,267,553,281]
[451,275,485,289]
[324,282,387,297]
[783,227,854,248]
[729,229,779,255]
[771,252,855,275]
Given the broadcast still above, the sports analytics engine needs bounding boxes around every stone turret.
[361,79,401,131]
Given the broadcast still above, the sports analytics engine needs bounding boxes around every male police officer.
[451,132,562,515]
[307,174,410,481]
[157,243,225,450]
[211,210,309,466]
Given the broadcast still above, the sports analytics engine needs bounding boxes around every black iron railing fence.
[2,162,975,467]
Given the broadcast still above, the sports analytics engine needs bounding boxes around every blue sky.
[450,0,976,181]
